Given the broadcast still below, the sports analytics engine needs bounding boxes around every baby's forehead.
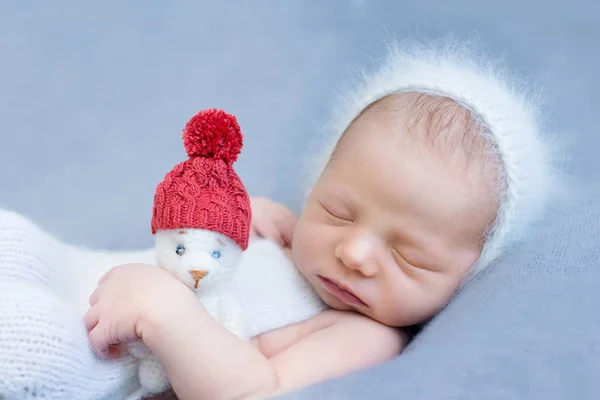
[360,92,489,159]
[330,91,501,200]
[332,92,499,183]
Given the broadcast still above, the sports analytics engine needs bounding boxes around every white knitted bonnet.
[306,41,554,275]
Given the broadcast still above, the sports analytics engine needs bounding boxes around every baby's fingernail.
[107,345,122,359]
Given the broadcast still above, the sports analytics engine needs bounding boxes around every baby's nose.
[189,269,209,289]
[335,232,379,277]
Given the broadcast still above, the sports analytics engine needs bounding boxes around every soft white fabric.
[0,209,325,399]
[305,41,559,275]
[0,209,142,399]
[230,237,327,338]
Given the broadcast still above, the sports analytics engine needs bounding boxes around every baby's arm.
[143,305,407,399]
[252,310,407,393]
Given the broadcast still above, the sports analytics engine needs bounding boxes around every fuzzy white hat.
[306,40,557,276]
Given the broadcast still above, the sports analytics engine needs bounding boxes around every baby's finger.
[88,285,104,306]
[83,306,100,332]
[97,264,124,285]
[107,344,122,359]
[88,325,112,359]
[97,270,112,285]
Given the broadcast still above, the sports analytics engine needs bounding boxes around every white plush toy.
[126,108,253,399]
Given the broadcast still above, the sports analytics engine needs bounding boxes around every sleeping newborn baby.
[0,41,556,400]
[233,43,556,339]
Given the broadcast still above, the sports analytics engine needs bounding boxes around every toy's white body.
[127,228,247,400]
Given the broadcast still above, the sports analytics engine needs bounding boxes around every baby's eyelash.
[318,201,352,222]
[392,248,439,273]
[391,248,420,270]
[391,248,406,264]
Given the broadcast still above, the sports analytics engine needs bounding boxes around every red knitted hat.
[151,109,251,250]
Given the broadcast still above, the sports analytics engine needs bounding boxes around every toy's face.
[155,228,243,292]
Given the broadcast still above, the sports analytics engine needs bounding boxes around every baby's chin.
[318,290,420,327]
[318,292,401,326]
[378,309,434,328]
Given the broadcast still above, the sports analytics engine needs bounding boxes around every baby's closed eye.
[318,200,353,223]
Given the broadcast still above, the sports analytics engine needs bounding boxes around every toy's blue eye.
[211,250,222,259]
[175,244,186,256]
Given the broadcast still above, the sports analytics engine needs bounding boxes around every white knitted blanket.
[0,209,326,399]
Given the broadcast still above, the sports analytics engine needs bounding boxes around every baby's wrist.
[136,306,162,346]
[137,283,199,351]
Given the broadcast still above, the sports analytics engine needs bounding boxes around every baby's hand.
[250,197,297,248]
[83,263,196,359]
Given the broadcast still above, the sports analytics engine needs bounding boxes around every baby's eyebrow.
[178,230,186,235]
[217,238,225,245]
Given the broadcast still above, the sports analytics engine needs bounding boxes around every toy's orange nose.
[189,270,209,289]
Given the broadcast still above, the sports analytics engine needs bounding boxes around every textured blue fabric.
[280,183,600,399]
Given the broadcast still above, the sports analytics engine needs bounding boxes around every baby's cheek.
[291,230,310,270]
[292,222,320,269]
[405,280,456,325]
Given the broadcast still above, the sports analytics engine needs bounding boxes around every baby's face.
[292,108,497,327]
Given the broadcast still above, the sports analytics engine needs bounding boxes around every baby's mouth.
[317,275,368,308]
[189,270,209,289]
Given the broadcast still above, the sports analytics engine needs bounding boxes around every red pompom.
[182,109,243,164]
